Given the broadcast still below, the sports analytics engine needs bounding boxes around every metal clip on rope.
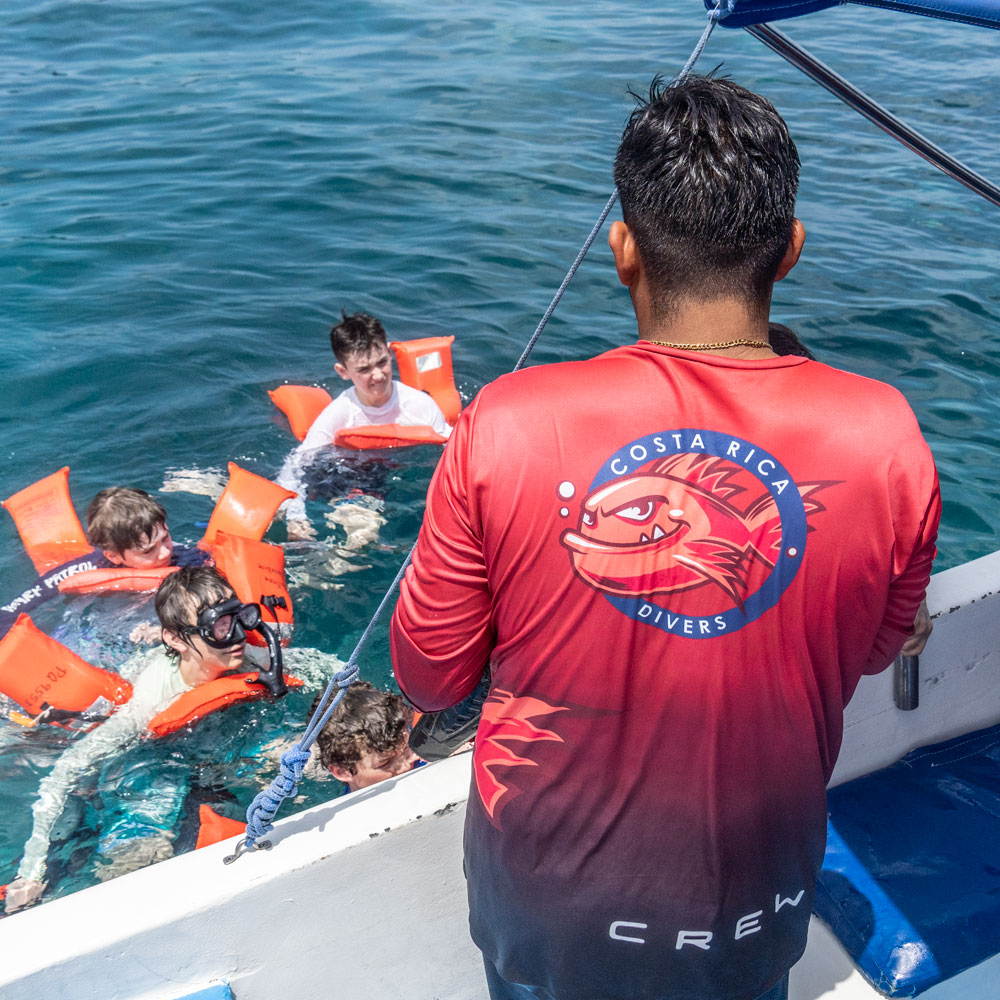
[224,837,273,865]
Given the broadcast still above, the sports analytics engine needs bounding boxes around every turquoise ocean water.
[1,1,998,902]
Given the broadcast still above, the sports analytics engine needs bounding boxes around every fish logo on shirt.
[474,688,567,823]
[557,430,837,637]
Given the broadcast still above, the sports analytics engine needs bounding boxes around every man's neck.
[635,297,776,359]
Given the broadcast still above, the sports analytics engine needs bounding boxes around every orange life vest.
[146,670,304,738]
[268,384,334,442]
[195,804,247,849]
[333,423,447,450]
[3,464,294,597]
[207,530,294,647]
[269,335,461,448]
[0,614,133,723]
[199,462,296,549]
[390,336,461,426]
[1,468,94,575]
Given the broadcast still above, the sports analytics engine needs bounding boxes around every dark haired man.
[277,310,451,539]
[391,75,939,1000]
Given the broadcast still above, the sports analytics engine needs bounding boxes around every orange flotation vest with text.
[0,614,133,724]
[147,670,304,738]
[390,336,461,425]
[269,335,461,449]
[2,464,295,598]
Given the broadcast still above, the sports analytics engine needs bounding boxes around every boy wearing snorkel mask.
[4,566,268,914]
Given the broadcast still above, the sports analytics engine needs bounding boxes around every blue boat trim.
[816,722,1000,995]
[707,0,1000,29]
[170,985,232,1000]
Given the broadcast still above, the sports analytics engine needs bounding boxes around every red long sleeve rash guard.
[391,343,940,1000]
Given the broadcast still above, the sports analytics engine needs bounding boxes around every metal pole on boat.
[893,654,920,711]
[744,23,1000,209]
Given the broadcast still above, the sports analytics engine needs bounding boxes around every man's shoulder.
[477,352,616,407]
[302,391,356,440]
[395,380,428,403]
[803,361,920,420]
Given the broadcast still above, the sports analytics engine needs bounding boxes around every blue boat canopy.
[706,0,1000,29]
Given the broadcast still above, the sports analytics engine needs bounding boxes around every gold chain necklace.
[644,338,770,351]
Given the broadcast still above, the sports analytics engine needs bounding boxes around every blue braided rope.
[679,2,722,82]
[512,2,720,374]
[243,543,417,847]
[238,7,720,853]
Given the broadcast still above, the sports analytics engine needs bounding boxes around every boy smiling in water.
[277,312,452,540]
[4,566,264,913]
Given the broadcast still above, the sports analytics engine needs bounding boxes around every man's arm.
[391,402,493,711]
[864,468,941,674]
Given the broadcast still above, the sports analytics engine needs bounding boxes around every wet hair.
[613,73,800,319]
[312,681,410,774]
[154,566,236,659]
[768,322,816,360]
[86,487,167,555]
[329,311,388,366]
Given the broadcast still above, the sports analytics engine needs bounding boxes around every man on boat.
[391,74,940,1000]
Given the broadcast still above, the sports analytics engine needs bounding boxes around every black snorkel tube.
[250,595,288,698]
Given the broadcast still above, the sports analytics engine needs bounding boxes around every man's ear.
[333,362,350,382]
[102,549,125,566]
[161,628,187,655]
[774,218,806,282]
[327,764,355,783]
[609,220,642,289]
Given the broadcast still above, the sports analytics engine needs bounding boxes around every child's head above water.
[312,680,418,791]
[86,487,173,568]
[155,565,250,684]
[329,311,393,409]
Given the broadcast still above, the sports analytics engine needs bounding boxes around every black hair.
[768,322,816,360]
[613,73,800,318]
[329,311,388,365]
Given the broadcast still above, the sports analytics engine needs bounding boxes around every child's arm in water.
[5,701,148,910]
[4,649,185,912]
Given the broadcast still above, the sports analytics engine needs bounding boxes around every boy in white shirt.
[277,312,452,540]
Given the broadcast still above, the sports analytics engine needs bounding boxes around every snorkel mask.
[182,596,288,697]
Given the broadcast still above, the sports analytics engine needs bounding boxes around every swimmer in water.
[86,487,210,572]
[4,566,267,913]
[85,487,211,642]
[311,681,421,792]
[276,312,452,542]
